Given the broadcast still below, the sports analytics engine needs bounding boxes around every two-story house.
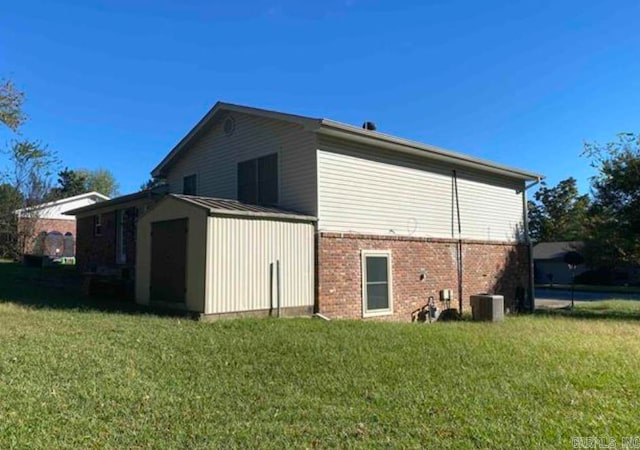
[69,102,543,320]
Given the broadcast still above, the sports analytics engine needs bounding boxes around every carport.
[136,194,316,318]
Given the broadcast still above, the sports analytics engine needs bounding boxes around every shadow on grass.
[534,303,640,322]
[0,262,195,319]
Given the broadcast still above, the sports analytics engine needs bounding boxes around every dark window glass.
[237,160,257,204]
[366,257,388,283]
[257,153,278,206]
[237,154,278,205]
[183,174,197,195]
[367,283,389,311]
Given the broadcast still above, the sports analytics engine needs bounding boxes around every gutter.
[521,178,543,312]
[317,121,543,181]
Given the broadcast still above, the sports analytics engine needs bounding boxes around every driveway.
[535,288,640,302]
[535,288,640,309]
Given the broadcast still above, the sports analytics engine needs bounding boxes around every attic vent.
[223,116,236,136]
[362,121,377,131]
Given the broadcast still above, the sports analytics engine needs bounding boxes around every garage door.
[150,218,188,303]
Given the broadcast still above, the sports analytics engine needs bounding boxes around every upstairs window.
[183,174,197,195]
[237,153,278,206]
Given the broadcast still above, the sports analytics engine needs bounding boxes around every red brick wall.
[20,218,76,255]
[76,212,117,271]
[317,232,529,321]
[76,207,139,273]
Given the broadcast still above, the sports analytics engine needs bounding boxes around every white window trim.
[361,250,393,318]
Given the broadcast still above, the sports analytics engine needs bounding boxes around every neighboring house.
[533,241,586,284]
[16,191,109,259]
[69,102,543,320]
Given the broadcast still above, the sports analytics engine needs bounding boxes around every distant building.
[533,241,586,284]
[16,192,109,259]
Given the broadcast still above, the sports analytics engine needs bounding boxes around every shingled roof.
[533,241,584,260]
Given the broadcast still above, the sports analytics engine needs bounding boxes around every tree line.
[528,133,640,270]
[0,78,119,259]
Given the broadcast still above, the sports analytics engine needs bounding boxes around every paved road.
[535,288,640,302]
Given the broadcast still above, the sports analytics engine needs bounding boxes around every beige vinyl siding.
[206,216,315,315]
[317,136,525,242]
[165,112,317,215]
[136,197,209,313]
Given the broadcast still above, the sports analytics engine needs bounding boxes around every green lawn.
[2,263,640,448]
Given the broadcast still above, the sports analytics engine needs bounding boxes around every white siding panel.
[207,216,314,314]
[317,137,525,242]
[165,112,317,215]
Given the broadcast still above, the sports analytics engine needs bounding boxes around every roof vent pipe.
[362,121,377,131]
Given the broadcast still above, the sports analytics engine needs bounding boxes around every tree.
[582,133,640,267]
[79,168,119,197]
[528,177,590,242]
[0,79,26,131]
[0,140,58,258]
[48,167,119,199]
[48,167,88,200]
[140,177,166,191]
[0,183,24,257]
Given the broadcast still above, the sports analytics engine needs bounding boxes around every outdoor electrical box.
[470,294,504,322]
[439,289,452,302]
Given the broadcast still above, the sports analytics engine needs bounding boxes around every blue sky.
[1,0,639,195]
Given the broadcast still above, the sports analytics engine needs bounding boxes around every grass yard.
[2,263,640,448]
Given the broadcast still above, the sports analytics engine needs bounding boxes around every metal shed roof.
[169,194,317,221]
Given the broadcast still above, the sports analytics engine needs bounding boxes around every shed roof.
[533,241,584,260]
[169,194,317,221]
[151,102,544,182]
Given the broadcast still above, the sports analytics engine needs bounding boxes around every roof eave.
[66,191,160,216]
[151,102,321,178]
[15,191,110,215]
[206,209,317,221]
[318,120,544,181]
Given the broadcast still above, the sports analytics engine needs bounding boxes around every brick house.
[69,189,166,273]
[69,102,543,320]
[15,192,109,259]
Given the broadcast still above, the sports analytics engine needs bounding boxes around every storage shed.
[136,194,316,318]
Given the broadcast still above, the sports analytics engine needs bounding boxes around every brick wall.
[317,232,528,321]
[76,207,139,274]
[76,212,117,271]
[20,217,76,255]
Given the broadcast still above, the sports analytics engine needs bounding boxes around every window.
[183,174,197,195]
[237,153,278,206]
[361,250,393,317]
[94,214,102,237]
